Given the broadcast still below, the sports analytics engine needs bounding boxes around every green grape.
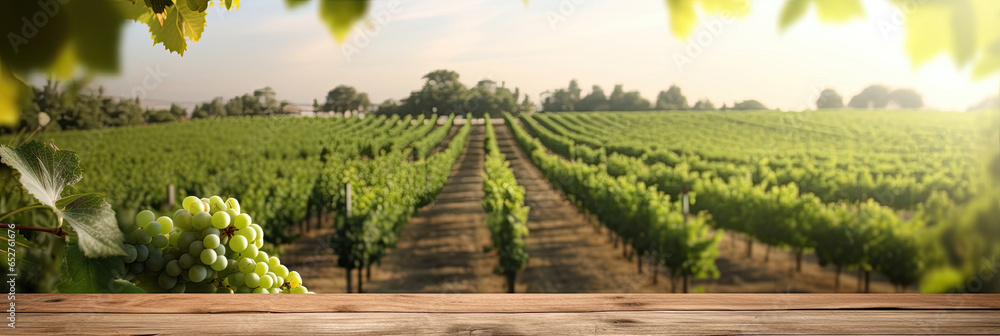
[203,234,221,249]
[237,286,251,293]
[129,262,144,274]
[143,221,161,237]
[177,232,197,252]
[184,197,205,214]
[134,230,152,245]
[225,209,239,220]
[233,214,252,229]
[152,234,168,248]
[182,196,200,211]
[228,272,246,287]
[265,273,277,287]
[245,273,260,288]
[290,286,308,294]
[201,227,221,237]
[179,253,196,269]
[254,238,263,249]
[189,265,209,283]
[211,211,231,229]
[254,262,269,277]
[268,256,280,268]
[269,288,280,294]
[136,210,156,227]
[252,288,268,294]
[124,230,138,244]
[225,198,240,213]
[145,254,165,272]
[225,258,239,273]
[254,251,269,263]
[275,276,285,288]
[192,211,212,230]
[210,255,228,271]
[168,232,180,247]
[241,244,258,260]
[173,209,193,231]
[258,274,274,288]
[228,235,248,253]
[218,287,235,294]
[238,258,256,274]
[171,282,187,293]
[200,249,218,265]
[122,244,137,263]
[148,245,162,257]
[135,244,149,262]
[158,273,177,290]
[209,195,224,206]
[251,224,264,242]
[156,216,174,234]
[236,225,256,242]
[189,241,205,257]
[165,260,182,277]
[213,244,225,256]
[280,288,290,294]
[210,200,227,214]
[288,271,302,288]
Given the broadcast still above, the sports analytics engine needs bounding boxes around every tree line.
[314,69,534,118]
[540,80,926,112]
[539,80,766,112]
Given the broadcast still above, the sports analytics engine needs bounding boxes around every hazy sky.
[91,0,998,111]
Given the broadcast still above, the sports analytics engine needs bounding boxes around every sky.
[89,0,999,111]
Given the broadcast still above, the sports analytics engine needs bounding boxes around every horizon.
[33,0,1000,112]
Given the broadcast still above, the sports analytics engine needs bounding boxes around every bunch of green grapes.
[117,196,309,294]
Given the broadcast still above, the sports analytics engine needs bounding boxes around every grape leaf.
[0,63,20,126]
[285,0,310,10]
[67,0,127,73]
[177,0,208,42]
[779,0,809,30]
[665,0,751,38]
[0,141,125,257]
[779,0,864,30]
[56,244,144,293]
[148,6,188,55]
[319,0,370,43]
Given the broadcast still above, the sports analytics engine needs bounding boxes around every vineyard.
[1,110,997,294]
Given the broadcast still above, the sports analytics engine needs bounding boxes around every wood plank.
[20,294,1000,314]
[13,311,1000,335]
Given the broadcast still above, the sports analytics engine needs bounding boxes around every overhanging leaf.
[0,141,83,207]
[812,0,864,23]
[67,0,127,73]
[148,6,187,55]
[319,0,370,43]
[56,244,144,293]
[177,0,208,42]
[60,194,125,257]
[0,62,21,126]
[779,0,809,30]
[0,142,125,257]
[285,0,311,10]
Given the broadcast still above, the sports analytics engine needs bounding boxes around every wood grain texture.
[20,294,1000,313]
[13,294,1000,335]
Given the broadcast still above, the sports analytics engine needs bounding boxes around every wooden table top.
[13,294,1000,335]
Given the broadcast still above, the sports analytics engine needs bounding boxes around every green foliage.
[412,114,456,160]
[482,117,530,283]
[0,141,124,257]
[505,113,720,284]
[56,244,143,293]
[816,89,844,109]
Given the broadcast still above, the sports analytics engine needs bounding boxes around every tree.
[655,85,689,110]
[848,85,891,109]
[732,100,768,110]
[816,89,845,109]
[692,98,715,110]
[889,88,924,109]
[577,85,609,111]
[402,69,469,116]
[542,89,575,112]
[322,85,361,113]
[567,80,582,106]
